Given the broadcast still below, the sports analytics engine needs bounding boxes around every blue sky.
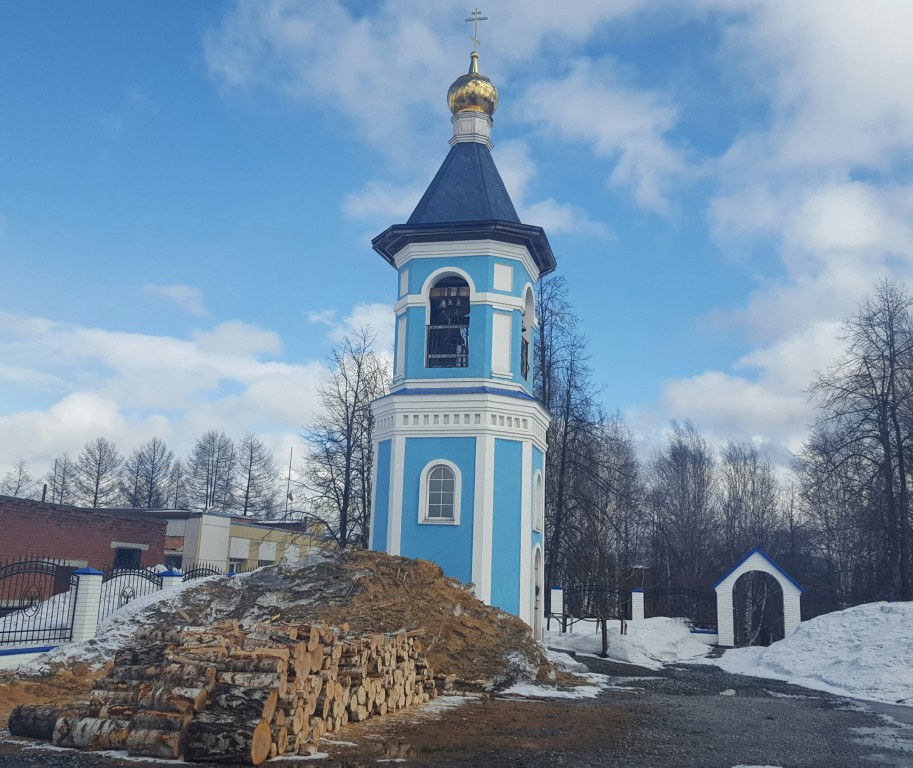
[3,1,913,477]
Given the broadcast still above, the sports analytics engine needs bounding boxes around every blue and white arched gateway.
[369,48,556,638]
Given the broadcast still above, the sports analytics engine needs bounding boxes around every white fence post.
[631,588,644,621]
[71,568,103,643]
[161,570,184,591]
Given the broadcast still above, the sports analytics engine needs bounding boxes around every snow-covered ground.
[545,617,711,670]
[708,601,913,706]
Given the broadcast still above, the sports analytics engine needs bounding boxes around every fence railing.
[0,556,80,646]
[99,566,164,622]
[0,554,273,653]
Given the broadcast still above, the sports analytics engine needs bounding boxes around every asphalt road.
[1,660,910,767]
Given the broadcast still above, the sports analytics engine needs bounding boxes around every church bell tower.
[369,35,556,638]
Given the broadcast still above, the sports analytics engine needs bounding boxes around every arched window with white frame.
[419,460,462,525]
[534,471,544,531]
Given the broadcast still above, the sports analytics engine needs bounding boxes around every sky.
[2,0,913,481]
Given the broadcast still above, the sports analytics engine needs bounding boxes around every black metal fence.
[181,562,224,581]
[0,556,79,646]
[645,587,717,631]
[98,566,163,622]
[562,583,632,620]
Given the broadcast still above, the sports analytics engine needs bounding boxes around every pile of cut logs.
[8,620,437,765]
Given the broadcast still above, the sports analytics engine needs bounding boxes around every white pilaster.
[71,568,103,643]
[518,441,532,625]
[387,435,406,556]
[161,571,184,591]
[471,434,495,602]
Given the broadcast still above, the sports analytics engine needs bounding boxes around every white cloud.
[144,283,208,316]
[0,310,331,475]
[494,140,610,236]
[191,321,282,357]
[519,58,688,214]
[341,181,425,223]
[327,302,395,354]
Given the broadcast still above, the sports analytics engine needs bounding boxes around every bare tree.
[74,438,122,507]
[120,437,174,508]
[646,420,720,586]
[45,452,76,504]
[235,433,279,517]
[299,326,390,548]
[188,430,236,511]
[166,458,190,510]
[1,459,37,498]
[806,280,913,600]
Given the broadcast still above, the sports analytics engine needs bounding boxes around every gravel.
[1,661,911,767]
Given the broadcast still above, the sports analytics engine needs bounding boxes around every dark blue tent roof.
[407,142,520,225]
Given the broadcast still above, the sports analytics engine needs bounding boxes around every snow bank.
[546,617,710,670]
[711,601,913,705]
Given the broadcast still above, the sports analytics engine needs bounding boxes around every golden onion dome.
[447,51,498,117]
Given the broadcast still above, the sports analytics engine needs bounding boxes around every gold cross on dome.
[465,8,488,52]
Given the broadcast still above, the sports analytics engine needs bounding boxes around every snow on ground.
[709,601,913,706]
[12,576,215,672]
[546,617,710,670]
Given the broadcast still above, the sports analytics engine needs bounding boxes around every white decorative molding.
[394,291,525,316]
[399,268,409,298]
[389,376,528,394]
[491,311,512,377]
[493,263,513,292]
[417,459,462,526]
[372,391,550,452]
[394,240,540,285]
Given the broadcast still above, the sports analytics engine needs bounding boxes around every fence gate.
[645,587,717,631]
[99,566,163,622]
[0,557,79,646]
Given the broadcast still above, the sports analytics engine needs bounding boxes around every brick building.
[0,495,166,569]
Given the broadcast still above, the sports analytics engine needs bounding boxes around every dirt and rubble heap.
[142,550,549,689]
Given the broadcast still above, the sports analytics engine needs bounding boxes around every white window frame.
[534,470,544,532]
[419,459,462,525]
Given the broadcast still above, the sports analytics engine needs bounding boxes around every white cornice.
[393,240,540,283]
[372,391,550,452]
[393,291,526,316]
[389,376,528,394]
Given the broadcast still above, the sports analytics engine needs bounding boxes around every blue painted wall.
[371,440,392,551]
[399,436,476,585]
[491,438,523,614]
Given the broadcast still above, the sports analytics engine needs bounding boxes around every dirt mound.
[0,663,107,729]
[142,550,551,689]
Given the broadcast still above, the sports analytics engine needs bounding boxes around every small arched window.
[427,465,455,520]
[419,460,461,524]
[427,276,470,368]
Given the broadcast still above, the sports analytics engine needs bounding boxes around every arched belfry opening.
[521,287,534,380]
[427,275,470,368]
